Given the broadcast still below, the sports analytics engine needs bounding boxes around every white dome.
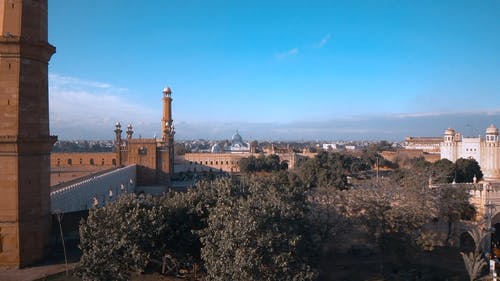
[231,131,243,145]
[444,128,455,135]
[486,124,498,135]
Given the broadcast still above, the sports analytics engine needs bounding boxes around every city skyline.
[48,0,500,140]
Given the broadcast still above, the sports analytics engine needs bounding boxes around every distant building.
[177,131,301,173]
[440,125,500,182]
[322,143,339,150]
[404,136,442,154]
[209,130,251,153]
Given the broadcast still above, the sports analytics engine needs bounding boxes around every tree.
[455,158,483,183]
[436,186,476,245]
[295,151,360,190]
[200,174,317,281]
[77,194,168,281]
[239,154,286,173]
[432,158,455,184]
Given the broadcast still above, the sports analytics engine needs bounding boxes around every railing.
[50,164,137,214]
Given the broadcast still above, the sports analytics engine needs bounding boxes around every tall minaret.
[161,86,173,142]
[159,86,174,183]
[0,0,56,267]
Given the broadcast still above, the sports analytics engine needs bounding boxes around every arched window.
[90,158,95,165]
[67,159,72,165]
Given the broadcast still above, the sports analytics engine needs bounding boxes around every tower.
[0,0,56,267]
[159,86,174,182]
[482,124,500,181]
[161,86,173,142]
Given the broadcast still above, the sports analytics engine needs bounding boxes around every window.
[90,159,95,165]
[67,159,72,165]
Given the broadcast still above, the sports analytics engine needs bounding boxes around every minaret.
[0,0,56,267]
[159,87,174,183]
[114,122,123,166]
[161,86,173,142]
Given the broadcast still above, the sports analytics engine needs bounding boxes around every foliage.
[437,186,476,244]
[77,194,167,281]
[239,154,287,173]
[392,156,483,185]
[295,151,368,189]
[431,158,455,183]
[200,174,317,281]
[455,158,483,183]
[307,187,350,248]
[348,180,437,244]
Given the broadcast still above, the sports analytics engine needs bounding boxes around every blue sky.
[48,0,500,140]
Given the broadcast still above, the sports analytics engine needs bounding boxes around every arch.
[90,158,95,165]
[101,158,105,165]
[67,158,72,165]
[112,159,117,166]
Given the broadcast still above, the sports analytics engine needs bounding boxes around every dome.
[444,128,455,135]
[231,130,243,145]
[162,86,172,95]
[486,124,498,135]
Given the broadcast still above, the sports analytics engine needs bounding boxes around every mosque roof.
[486,124,498,135]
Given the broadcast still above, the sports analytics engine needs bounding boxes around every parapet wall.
[50,164,137,214]
[51,152,117,168]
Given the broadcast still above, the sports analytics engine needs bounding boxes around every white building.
[210,130,251,154]
[440,124,500,181]
[322,143,338,150]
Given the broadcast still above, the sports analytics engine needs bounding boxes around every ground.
[319,247,469,281]
[36,272,183,281]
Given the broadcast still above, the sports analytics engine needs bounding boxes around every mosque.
[440,124,500,182]
[211,130,251,153]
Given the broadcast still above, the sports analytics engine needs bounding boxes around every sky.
[47,0,500,141]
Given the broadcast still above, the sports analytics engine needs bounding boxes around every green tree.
[455,158,483,183]
[77,194,167,281]
[436,186,476,245]
[200,175,317,281]
[432,158,455,184]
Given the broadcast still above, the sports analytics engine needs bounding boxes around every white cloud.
[49,74,159,139]
[276,47,299,59]
[313,34,331,48]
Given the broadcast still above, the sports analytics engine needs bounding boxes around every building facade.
[0,0,56,267]
[115,87,175,186]
[404,136,442,154]
[440,125,500,181]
